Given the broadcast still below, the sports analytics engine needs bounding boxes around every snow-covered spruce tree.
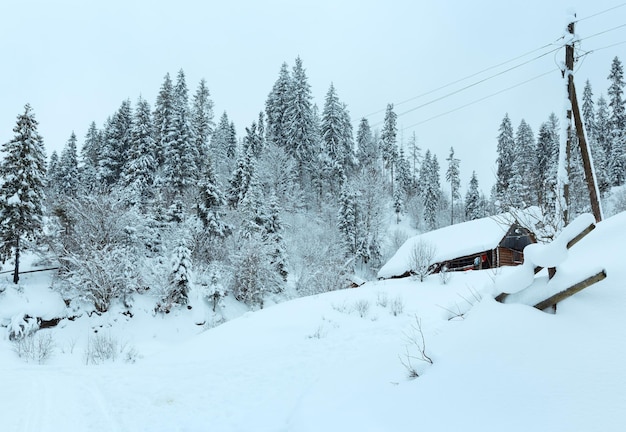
[595,96,612,195]
[421,150,441,231]
[396,146,413,195]
[196,162,231,240]
[57,132,80,197]
[210,111,237,180]
[445,147,460,225]
[582,79,596,140]
[581,84,609,197]
[46,151,60,194]
[227,145,255,209]
[321,83,354,194]
[607,56,626,186]
[285,56,317,184]
[465,171,481,220]
[407,131,422,184]
[495,113,515,210]
[509,119,536,208]
[153,72,176,169]
[535,119,559,212]
[191,78,215,175]
[338,184,360,260]
[266,62,292,149]
[163,239,192,308]
[381,103,398,186]
[99,99,133,186]
[0,104,47,284]
[163,69,198,201]
[121,95,157,209]
[264,193,288,283]
[356,117,378,173]
[244,120,264,160]
[80,121,102,192]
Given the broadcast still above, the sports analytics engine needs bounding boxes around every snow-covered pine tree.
[243,120,264,159]
[153,73,176,169]
[495,113,515,210]
[264,193,288,283]
[285,56,316,183]
[196,162,230,239]
[595,95,612,194]
[381,103,398,185]
[607,56,625,186]
[582,79,596,140]
[535,119,558,210]
[121,95,157,209]
[191,78,215,175]
[166,239,192,307]
[0,104,47,284]
[210,111,237,180]
[509,119,536,208]
[163,69,198,200]
[265,62,292,149]
[227,145,254,209]
[445,147,460,224]
[80,121,102,191]
[321,83,351,194]
[465,171,481,220]
[99,100,133,186]
[46,151,60,194]
[407,131,421,186]
[57,132,80,197]
[338,184,364,261]
[421,150,441,231]
[356,117,377,173]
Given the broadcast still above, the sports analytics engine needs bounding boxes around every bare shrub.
[376,291,389,308]
[12,332,55,364]
[353,299,370,318]
[390,296,405,316]
[84,333,137,365]
[408,240,436,282]
[307,324,328,339]
[85,333,119,365]
[399,315,433,378]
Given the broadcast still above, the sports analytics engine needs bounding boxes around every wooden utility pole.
[562,20,575,227]
[571,83,603,222]
[563,18,603,224]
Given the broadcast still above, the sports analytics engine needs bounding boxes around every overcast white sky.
[1,0,624,193]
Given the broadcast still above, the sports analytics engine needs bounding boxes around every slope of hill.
[1,211,625,431]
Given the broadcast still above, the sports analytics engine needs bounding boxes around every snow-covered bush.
[376,291,389,308]
[84,333,138,365]
[49,193,146,312]
[8,313,39,341]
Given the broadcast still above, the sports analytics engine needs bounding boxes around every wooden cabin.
[378,213,537,280]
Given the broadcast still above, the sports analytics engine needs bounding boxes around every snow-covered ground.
[1,211,626,431]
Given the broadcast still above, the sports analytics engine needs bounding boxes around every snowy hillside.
[1,211,626,431]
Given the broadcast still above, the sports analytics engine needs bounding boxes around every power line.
[401,69,558,131]
[362,40,563,118]
[578,23,626,42]
[390,47,560,121]
[576,2,626,22]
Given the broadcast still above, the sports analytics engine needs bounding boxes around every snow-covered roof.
[378,213,524,279]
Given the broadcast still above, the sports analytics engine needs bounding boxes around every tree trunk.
[13,236,20,284]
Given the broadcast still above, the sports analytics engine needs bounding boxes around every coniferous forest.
[2,54,625,317]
